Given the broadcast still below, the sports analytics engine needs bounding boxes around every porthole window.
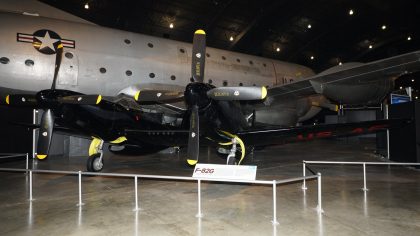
[149,73,155,78]
[170,75,176,80]
[179,48,185,53]
[263,63,267,67]
[0,57,10,64]
[249,60,254,65]
[124,39,131,44]
[289,79,293,83]
[239,83,243,86]
[223,81,228,86]
[126,70,132,76]
[236,58,241,63]
[253,84,256,86]
[25,59,34,67]
[99,67,107,74]
[206,53,210,57]
[65,52,73,59]
[208,79,213,84]
[190,77,194,82]
[147,43,154,48]
[222,56,226,60]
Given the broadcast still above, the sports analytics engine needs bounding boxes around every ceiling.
[39,0,420,74]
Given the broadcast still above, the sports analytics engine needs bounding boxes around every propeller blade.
[133,90,184,102]
[207,86,267,101]
[36,109,54,160]
[57,95,103,105]
[4,94,38,106]
[50,43,64,90]
[186,105,199,165]
[191,29,206,83]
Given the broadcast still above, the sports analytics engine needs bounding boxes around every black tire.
[87,153,104,172]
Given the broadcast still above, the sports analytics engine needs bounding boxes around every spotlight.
[310,56,314,60]
[307,24,312,29]
[369,45,373,49]
[412,79,415,82]
[169,23,174,29]
[276,47,280,52]
[407,36,412,41]
[84,3,89,9]
[381,25,386,30]
[349,9,354,15]
[339,62,342,65]
[229,36,234,41]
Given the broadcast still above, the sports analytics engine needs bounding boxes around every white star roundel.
[32,29,62,55]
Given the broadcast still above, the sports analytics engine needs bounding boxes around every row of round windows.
[1,56,258,86]
[123,39,267,67]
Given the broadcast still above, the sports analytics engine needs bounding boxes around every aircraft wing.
[267,50,420,98]
[236,119,409,147]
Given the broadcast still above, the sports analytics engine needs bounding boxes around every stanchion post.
[316,173,324,214]
[29,170,34,201]
[77,171,84,206]
[133,176,140,211]
[196,179,203,218]
[272,180,279,225]
[25,153,29,172]
[362,163,368,191]
[302,161,307,190]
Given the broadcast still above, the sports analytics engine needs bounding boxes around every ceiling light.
[369,45,373,49]
[412,79,415,82]
[84,3,89,9]
[381,25,386,30]
[276,47,280,52]
[349,9,354,15]
[229,36,234,41]
[310,56,314,60]
[169,23,174,29]
[339,62,342,65]
[399,86,403,89]
[416,96,418,99]
[407,36,412,41]
[307,24,312,29]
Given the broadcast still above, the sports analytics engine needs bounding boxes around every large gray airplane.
[0,0,419,171]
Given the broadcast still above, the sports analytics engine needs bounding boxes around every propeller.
[34,43,64,160]
[207,86,267,100]
[57,94,103,105]
[36,109,54,159]
[184,29,268,165]
[186,105,199,165]
[5,94,38,106]
[133,90,184,102]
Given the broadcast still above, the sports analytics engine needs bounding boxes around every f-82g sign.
[192,164,257,180]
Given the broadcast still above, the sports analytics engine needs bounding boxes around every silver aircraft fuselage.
[0,12,322,125]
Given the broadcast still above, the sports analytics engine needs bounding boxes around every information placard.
[192,164,257,180]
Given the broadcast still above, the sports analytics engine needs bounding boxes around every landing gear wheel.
[87,153,104,172]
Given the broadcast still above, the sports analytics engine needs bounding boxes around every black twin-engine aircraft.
[2,30,415,171]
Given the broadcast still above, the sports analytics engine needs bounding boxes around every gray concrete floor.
[0,140,419,236]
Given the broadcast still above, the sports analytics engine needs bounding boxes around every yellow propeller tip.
[134,91,140,101]
[96,95,102,104]
[195,29,206,35]
[5,95,10,105]
[187,159,198,166]
[36,154,47,160]
[261,86,268,99]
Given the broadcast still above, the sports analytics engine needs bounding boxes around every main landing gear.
[217,134,246,165]
[87,138,104,172]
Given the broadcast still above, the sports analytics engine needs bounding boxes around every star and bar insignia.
[17,29,75,55]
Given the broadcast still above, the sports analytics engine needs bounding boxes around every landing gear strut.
[226,138,237,165]
[87,138,104,172]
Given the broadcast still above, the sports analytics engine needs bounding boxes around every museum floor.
[0,139,419,236]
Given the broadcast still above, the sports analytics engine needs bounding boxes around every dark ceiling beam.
[205,0,233,32]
